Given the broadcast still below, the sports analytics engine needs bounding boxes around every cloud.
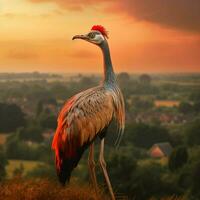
[0,9,64,19]
[30,0,109,11]
[6,49,38,60]
[113,0,200,33]
[29,0,200,33]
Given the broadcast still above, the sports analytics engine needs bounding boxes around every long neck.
[100,40,116,84]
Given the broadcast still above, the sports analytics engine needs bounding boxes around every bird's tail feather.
[56,149,85,185]
[115,126,124,148]
[57,158,74,185]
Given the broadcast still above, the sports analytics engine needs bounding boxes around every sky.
[0,0,200,73]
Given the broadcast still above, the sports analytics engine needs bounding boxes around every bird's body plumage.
[52,83,125,183]
[52,25,125,199]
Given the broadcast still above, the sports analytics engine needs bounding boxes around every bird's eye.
[88,32,95,39]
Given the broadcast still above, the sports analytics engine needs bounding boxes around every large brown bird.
[52,25,125,200]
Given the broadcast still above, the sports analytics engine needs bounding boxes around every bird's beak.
[72,34,88,40]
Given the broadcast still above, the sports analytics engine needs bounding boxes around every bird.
[52,25,125,200]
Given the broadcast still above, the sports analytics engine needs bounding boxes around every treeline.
[0,72,61,80]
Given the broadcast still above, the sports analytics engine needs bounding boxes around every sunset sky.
[0,0,200,73]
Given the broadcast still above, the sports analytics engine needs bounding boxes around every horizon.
[0,71,200,75]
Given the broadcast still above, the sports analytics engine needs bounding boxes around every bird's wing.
[52,86,114,170]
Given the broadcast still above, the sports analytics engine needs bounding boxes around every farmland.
[6,160,43,179]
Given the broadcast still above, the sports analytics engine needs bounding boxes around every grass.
[6,160,43,178]
[138,157,168,167]
[0,178,107,200]
[0,178,187,200]
[149,197,186,200]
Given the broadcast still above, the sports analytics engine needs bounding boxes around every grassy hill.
[0,178,186,200]
[0,179,106,200]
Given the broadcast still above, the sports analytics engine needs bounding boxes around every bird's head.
[72,25,108,46]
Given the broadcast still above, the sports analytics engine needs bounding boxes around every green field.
[6,160,43,178]
[138,157,168,167]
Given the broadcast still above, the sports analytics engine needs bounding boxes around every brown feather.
[52,85,125,183]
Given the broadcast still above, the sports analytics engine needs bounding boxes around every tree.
[168,146,188,172]
[131,162,165,200]
[18,124,43,143]
[139,74,151,85]
[5,133,41,160]
[191,161,200,199]
[189,90,200,102]
[185,120,200,146]
[36,100,43,116]
[117,72,130,87]
[178,102,193,114]
[193,101,200,113]
[106,149,137,197]
[0,103,26,133]
[117,72,132,101]
[39,114,57,130]
[125,123,170,149]
[79,76,97,90]
[131,97,154,111]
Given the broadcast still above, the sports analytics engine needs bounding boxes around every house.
[149,142,173,158]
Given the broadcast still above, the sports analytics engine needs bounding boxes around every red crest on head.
[91,25,109,38]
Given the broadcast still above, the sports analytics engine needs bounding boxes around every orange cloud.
[29,0,200,33]
[30,0,109,11]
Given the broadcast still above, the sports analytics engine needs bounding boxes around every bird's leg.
[88,143,98,194]
[99,138,115,200]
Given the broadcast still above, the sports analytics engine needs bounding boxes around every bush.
[190,161,200,199]
[0,103,26,133]
[178,102,193,114]
[38,114,57,130]
[5,133,41,160]
[131,162,165,200]
[185,120,200,146]
[168,146,188,172]
[106,149,137,195]
[18,125,44,143]
[0,146,8,181]
[125,123,171,149]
